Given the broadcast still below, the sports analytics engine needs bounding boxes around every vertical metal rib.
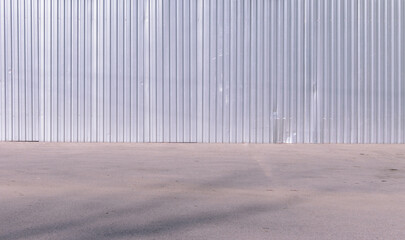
[0,0,404,143]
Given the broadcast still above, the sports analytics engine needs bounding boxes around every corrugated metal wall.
[0,0,404,143]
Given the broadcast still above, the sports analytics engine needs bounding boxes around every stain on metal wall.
[0,0,404,143]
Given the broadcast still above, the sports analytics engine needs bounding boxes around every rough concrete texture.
[0,143,404,240]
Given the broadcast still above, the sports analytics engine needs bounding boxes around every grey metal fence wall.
[0,0,404,143]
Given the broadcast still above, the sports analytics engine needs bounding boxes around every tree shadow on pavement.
[0,169,303,240]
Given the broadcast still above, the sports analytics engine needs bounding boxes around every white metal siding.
[0,0,404,143]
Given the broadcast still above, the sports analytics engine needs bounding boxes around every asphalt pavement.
[0,143,404,240]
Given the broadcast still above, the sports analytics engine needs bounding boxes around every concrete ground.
[0,143,404,240]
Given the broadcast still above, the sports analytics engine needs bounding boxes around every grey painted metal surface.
[0,0,404,143]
